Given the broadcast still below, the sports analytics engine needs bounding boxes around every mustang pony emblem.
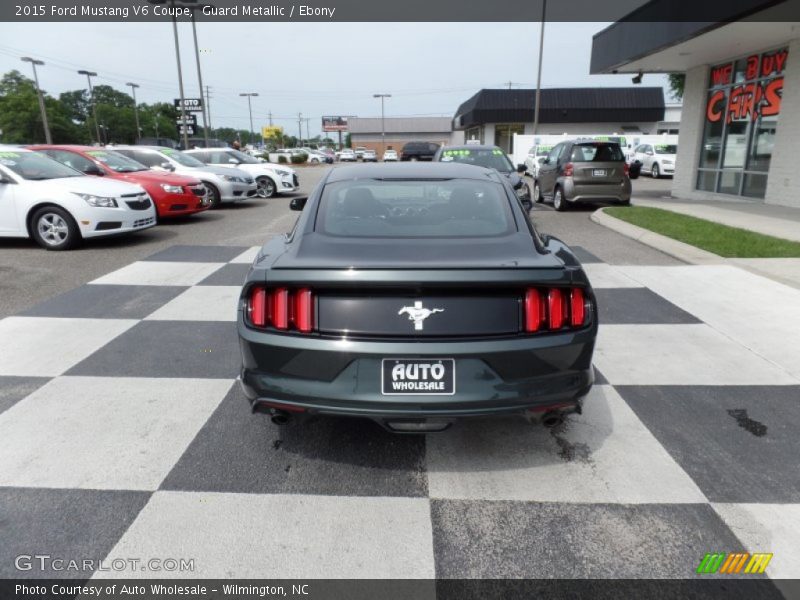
[398,301,444,331]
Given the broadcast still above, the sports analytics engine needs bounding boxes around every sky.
[0,21,669,137]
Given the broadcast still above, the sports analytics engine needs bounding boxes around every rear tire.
[651,163,660,179]
[553,187,568,212]
[30,206,81,251]
[533,181,544,203]
[257,176,276,198]
[204,182,222,209]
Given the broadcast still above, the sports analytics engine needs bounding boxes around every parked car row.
[0,144,298,251]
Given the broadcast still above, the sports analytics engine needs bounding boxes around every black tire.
[618,199,631,206]
[257,176,276,199]
[204,182,222,209]
[533,180,544,203]
[30,206,81,251]
[553,187,568,212]
[651,163,660,179]
[410,157,419,162]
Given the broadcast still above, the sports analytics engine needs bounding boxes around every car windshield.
[160,148,206,167]
[570,143,625,162]
[439,148,514,173]
[317,179,515,238]
[654,144,677,154]
[227,149,260,164]
[0,150,82,180]
[85,150,147,173]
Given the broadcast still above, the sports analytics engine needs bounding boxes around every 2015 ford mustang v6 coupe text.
[237,162,597,432]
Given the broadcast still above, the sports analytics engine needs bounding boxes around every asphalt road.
[0,165,676,319]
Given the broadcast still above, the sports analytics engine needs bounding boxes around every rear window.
[570,143,625,162]
[317,179,515,238]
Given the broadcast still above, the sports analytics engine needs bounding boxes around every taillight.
[248,286,315,333]
[570,288,585,327]
[523,287,589,333]
[562,162,574,177]
[623,162,630,176]
[524,289,545,332]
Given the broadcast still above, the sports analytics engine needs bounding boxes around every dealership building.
[347,117,452,154]
[592,1,799,207]
[451,87,668,154]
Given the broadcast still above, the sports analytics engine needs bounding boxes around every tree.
[668,73,685,101]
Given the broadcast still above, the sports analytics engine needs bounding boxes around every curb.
[591,208,725,265]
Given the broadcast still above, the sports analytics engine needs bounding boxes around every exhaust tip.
[270,409,291,426]
[541,412,564,428]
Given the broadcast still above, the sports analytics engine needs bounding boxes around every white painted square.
[0,376,232,490]
[618,265,800,379]
[713,503,800,579]
[594,324,798,385]
[144,286,240,322]
[427,385,706,504]
[90,261,225,287]
[230,246,260,264]
[582,263,644,289]
[99,491,436,578]
[0,317,137,377]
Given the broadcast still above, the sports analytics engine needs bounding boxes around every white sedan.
[338,149,357,162]
[383,149,398,162]
[0,147,156,250]
[184,148,298,198]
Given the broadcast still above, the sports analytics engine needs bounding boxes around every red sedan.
[29,145,211,218]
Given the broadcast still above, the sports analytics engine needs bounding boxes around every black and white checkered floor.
[1,244,799,582]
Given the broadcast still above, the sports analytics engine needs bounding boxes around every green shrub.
[277,155,288,164]
[290,153,308,164]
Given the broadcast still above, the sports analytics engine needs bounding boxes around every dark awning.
[454,88,665,129]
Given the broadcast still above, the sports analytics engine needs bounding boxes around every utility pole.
[239,92,258,145]
[205,85,212,131]
[170,12,190,149]
[373,94,391,155]
[268,111,273,126]
[532,0,547,140]
[21,57,51,144]
[305,118,310,144]
[126,82,141,141]
[297,112,302,147]
[190,11,210,148]
[78,70,101,144]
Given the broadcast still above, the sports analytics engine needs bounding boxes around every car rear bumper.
[238,322,596,420]
[563,179,632,203]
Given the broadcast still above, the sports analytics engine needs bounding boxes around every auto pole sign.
[322,116,349,132]
[706,49,787,123]
[174,98,204,113]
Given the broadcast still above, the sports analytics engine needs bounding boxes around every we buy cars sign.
[174,98,204,112]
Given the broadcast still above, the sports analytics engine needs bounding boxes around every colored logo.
[696,552,773,575]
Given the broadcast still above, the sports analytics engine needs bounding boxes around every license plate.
[381,359,455,395]
[592,169,607,177]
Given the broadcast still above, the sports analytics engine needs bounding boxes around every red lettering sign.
[761,50,788,78]
[762,77,783,117]
[711,64,733,86]
[707,90,726,122]
[745,55,760,80]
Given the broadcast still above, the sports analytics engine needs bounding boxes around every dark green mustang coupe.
[238,163,597,432]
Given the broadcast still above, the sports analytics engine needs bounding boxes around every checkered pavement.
[1,244,799,584]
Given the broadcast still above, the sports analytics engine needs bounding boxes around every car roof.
[184,147,231,151]
[113,146,167,152]
[442,145,504,152]
[0,144,31,152]
[28,145,107,153]
[325,162,502,183]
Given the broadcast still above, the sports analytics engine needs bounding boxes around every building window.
[494,124,524,154]
[696,47,787,198]
[465,126,483,144]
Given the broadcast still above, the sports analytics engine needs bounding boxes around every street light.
[190,10,210,147]
[239,92,258,145]
[78,70,101,144]
[373,93,391,155]
[126,82,141,141]
[21,57,51,144]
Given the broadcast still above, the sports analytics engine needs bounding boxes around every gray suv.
[533,140,631,211]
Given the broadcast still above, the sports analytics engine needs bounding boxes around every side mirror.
[228,158,240,165]
[289,196,308,211]
[516,164,527,174]
[84,165,104,176]
[160,162,175,171]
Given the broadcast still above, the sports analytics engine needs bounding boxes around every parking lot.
[1,165,798,588]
